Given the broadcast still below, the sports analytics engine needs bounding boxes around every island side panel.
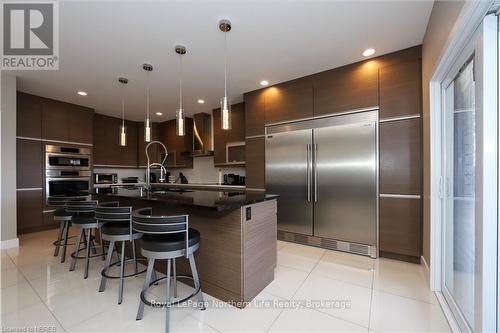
[242,199,277,302]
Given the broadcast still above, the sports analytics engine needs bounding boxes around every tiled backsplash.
[166,156,245,184]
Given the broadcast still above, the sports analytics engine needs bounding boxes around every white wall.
[0,73,17,244]
[166,156,245,184]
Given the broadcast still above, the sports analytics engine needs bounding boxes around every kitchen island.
[94,187,278,307]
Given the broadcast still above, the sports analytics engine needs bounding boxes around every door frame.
[429,1,498,331]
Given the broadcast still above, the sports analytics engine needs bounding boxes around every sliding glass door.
[441,13,498,332]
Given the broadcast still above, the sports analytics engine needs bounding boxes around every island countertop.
[94,186,278,212]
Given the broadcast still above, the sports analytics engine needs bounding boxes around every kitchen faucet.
[145,141,168,190]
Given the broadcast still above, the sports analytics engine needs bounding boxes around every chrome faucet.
[145,141,168,190]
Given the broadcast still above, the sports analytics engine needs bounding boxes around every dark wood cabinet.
[380,197,421,261]
[264,79,313,125]
[93,114,138,167]
[16,139,43,188]
[313,61,379,116]
[68,105,94,144]
[17,189,44,233]
[17,92,42,138]
[245,137,265,189]
[42,99,70,142]
[158,118,193,168]
[380,118,421,195]
[244,91,266,137]
[379,59,421,119]
[213,102,246,165]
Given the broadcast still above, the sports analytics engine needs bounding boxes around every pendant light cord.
[121,84,125,127]
[224,32,227,98]
[179,54,183,110]
[146,71,150,120]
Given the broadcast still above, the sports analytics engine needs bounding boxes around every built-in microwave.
[45,170,91,200]
[45,145,91,170]
[94,173,118,184]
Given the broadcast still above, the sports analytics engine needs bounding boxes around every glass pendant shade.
[220,96,231,130]
[119,124,127,146]
[176,109,185,136]
[144,118,152,142]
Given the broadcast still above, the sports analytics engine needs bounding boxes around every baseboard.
[0,238,19,249]
[420,255,431,286]
[379,251,420,263]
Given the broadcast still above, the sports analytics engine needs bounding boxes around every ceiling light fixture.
[175,45,187,137]
[362,48,375,57]
[155,112,163,116]
[260,80,269,86]
[219,18,232,130]
[197,99,205,104]
[118,77,128,146]
[77,91,87,96]
[142,63,153,142]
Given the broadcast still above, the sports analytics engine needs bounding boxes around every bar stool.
[68,200,104,278]
[132,207,205,333]
[97,201,147,304]
[50,197,88,263]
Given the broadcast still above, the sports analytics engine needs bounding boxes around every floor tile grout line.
[367,265,375,331]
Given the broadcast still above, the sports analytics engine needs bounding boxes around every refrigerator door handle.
[313,143,318,202]
[306,144,311,202]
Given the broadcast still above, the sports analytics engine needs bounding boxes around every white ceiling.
[13,0,434,121]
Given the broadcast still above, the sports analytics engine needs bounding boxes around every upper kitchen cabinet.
[158,118,193,168]
[244,90,266,136]
[17,92,42,138]
[41,97,94,144]
[379,58,422,119]
[68,105,94,144]
[213,102,246,166]
[313,61,379,116]
[138,122,160,167]
[264,79,313,125]
[42,98,70,142]
[93,114,138,167]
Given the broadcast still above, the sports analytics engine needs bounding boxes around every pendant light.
[219,19,232,130]
[142,63,153,142]
[175,45,186,136]
[118,77,128,146]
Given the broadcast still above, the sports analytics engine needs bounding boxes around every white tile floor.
[0,229,450,332]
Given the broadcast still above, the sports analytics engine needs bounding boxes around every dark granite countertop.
[93,186,278,212]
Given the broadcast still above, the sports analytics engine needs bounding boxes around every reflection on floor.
[1,229,450,332]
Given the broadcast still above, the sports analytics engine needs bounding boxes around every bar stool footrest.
[71,245,107,259]
[52,234,91,247]
[101,257,148,279]
[140,275,201,307]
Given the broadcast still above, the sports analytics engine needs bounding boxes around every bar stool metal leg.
[53,221,65,257]
[70,229,83,271]
[118,241,126,304]
[84,228,92,279]
[98,226,106,260]
[61,221,70,263]
[132,239,138,274]
[99,240,115,292]
[188,254,206,310]
[165,259,171,333]
[172,258,177,298]
[137,258,155,320]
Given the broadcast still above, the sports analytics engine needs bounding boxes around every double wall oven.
[45,145,92,202]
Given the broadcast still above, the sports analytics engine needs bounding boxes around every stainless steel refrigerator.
[265,110,378,257]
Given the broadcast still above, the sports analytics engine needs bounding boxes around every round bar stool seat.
[71,213,98,228]
[141,229,200,253]
[101,222,141,236]
[53,209,72,220]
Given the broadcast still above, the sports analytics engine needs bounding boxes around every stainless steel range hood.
[191,112,214,157]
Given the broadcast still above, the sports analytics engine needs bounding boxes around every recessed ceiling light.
[155,112,163,116]
[197,99,205,104]
[362,48,375,57]
[77,91,87,96]
[260,80,269,86]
